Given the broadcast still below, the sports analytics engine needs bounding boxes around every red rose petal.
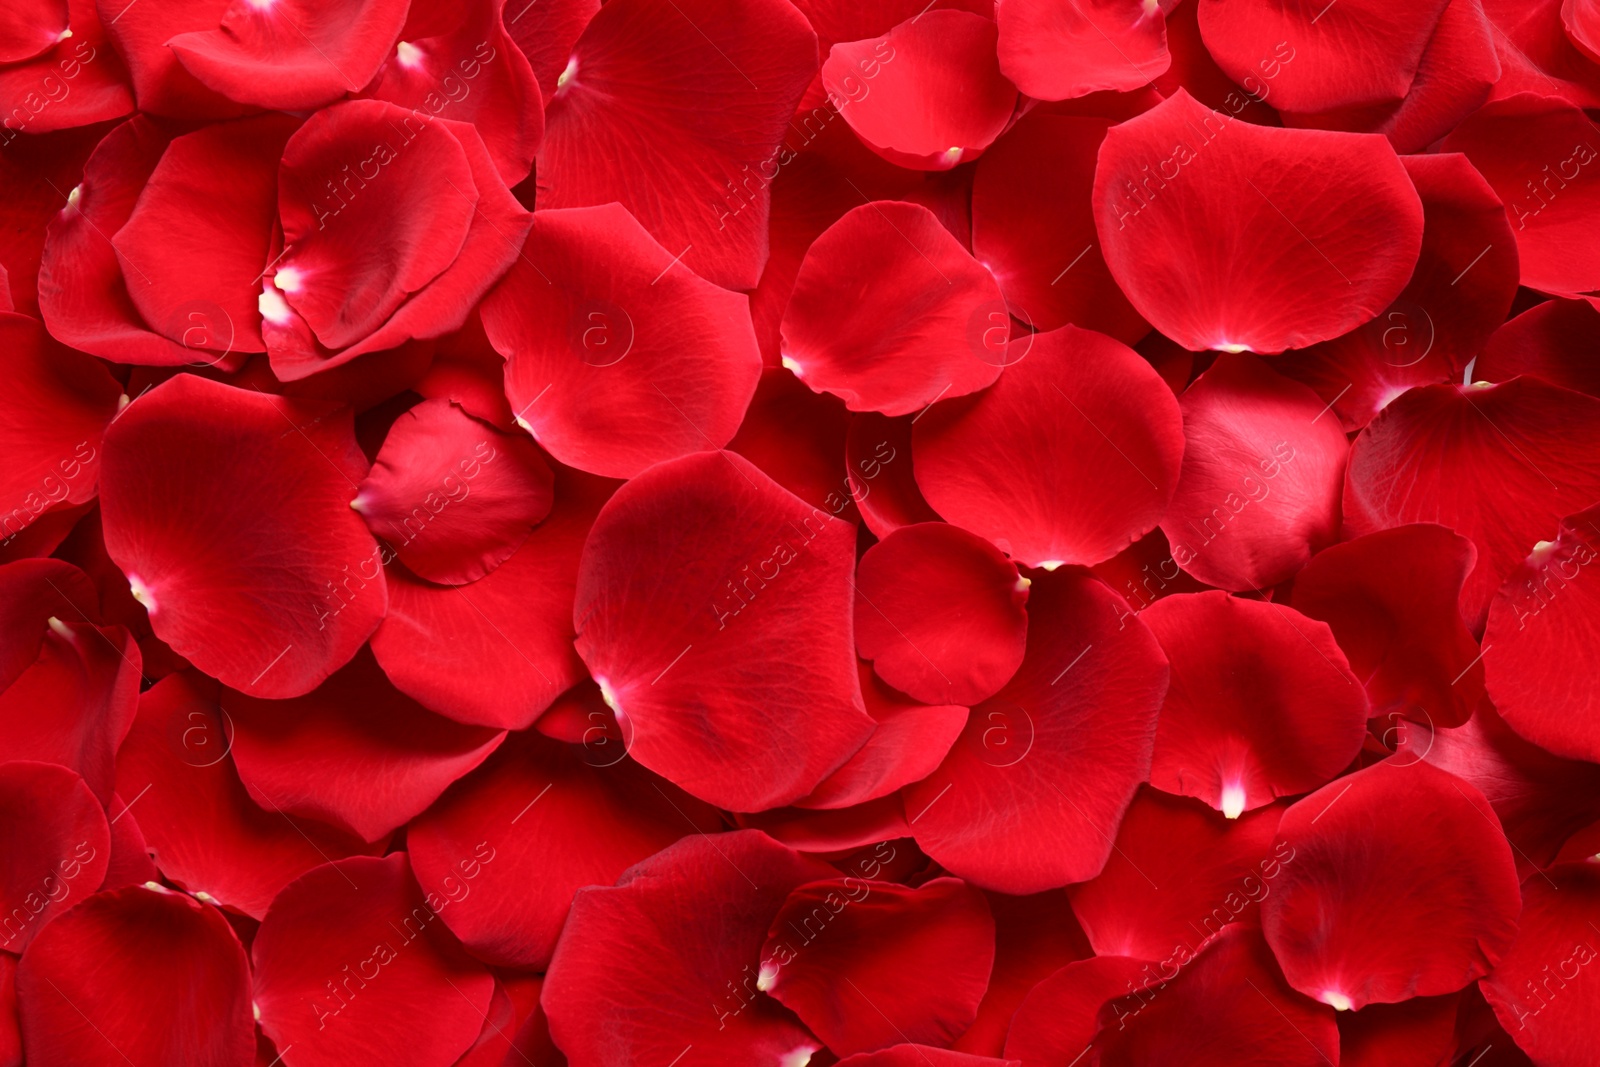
[1343,377,1600,631]
[855,523,1028,706]
[1290,524,1485,729]
[905,568,1169,893]
[1143,592,1369,818]
[1199,0,1448,113]
[0,761,109,953]
[728,370,858,518]
[353,399,552,585]
[823,11,1017,171]
[573,450,874,811]
[95,0,249,118]
[99,374,387,698]
[0,312,121,572]
[1337,994,1464,1067]
[1094,90,1424,354]
[1481,0,1600,109]
[17,886,254,1067]
[0,954,17,1067]
[0,123,107,318]
[100,788,160,890]
[838,1048,1018,1067]
[951,891,1092,1057]
[1568,0,1600,58]
[781,200,1005,416]
[226,648,505,841]
[369,464,610,731]
[503,0,598,98]
[543,831,836,1067]
[114,671,373,919]
[1263,760,1520,1010]
[407,728,722,970]
[0,1,134,136]
[1274,151,1520,431]
[759,877,995,1056]
[1092,925,1340,1067]
[1003,956,1151,1067]
[914,325,1184,569]
[1159,355,1349,590]
[252,854,494,1067]
[795,660,968,810]
[168,0,409,110]
[1441,93,1600,296]
[996,0,1168,101]
[1067,787,1287,959]
[1478,298,1600,397]
[481,203,762,479]
[735,796,913,853]
[1482,503,1600,762]
[1154,0,1280,125]
[359,0,544,183]
[1409,700,1600,877]
[846,412,940,540]
[1478,862,1600,1067]
[537,0,818,289]
[0,0,69,64]
[0,558,101,691]
[970,110,1149,343]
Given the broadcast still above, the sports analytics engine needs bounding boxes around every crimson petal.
[1093,90,1423,354]
[1478,297,1600,397]
[1004,956,1151,1067]
[99,374,386,697]
[846,412,939,540]
[952,891,1091,1057]
[996,0,1168,100]
[573,450,873,811]
[0,761,109,953]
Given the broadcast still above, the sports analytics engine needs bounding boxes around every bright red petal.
[996,0,1168,100]
[0,761,109,953]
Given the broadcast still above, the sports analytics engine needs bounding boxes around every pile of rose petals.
[4,0,1600,1064]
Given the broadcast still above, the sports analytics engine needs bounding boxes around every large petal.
[573,450,873,811]
[1093,90,1423,354]
[99,374,386,697]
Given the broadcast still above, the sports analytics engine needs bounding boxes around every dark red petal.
[1273,151,1520,431]
[1158,355,1348,590]
[0,123,106,318]
[1337,994,1464,1067]
[227,648,505,841]
[855,523,1027,706]
[1004,956,1151,1067]
[1090,527,1211,617]
[951,891,1091,1057]
[996,0,1167,100]
[1290,524,1484,729]
[729,370,858,518]
[370,464,609,730]
[1279,0,1500,154]
[1441,93,1600,296]
[1068,787,1286,959]
[1478,862,1600,1067]
[99,374,387,697]
[407,728,722,970]
[823,11,1016,171]
[0,614,140,805]
[905,568,1168,893]
[913,325,1183,569]
[168,0,409,109]
[353,399,552,585]
[413,310,516,429]
[796,660,968,810]
[481,203,762,479]
[0,761,109,953]
[574,450,873,811]
[1410,699,1600,881]
[114,671,373,919]
[17,886,253,1067]
[0,954,17,1067]
[838,1048,1018,1067]
[0,312,121,568]
[759,877,995,1056]
[1092,925,1340,1067]
[846,412,940,540]
[1481,0,1600,109]
[0,558,101,691]
[782,201,1004,416]
[1143,592,1368,817]
[0,1,134,135]
[543,831,837,1067]
[359,0,544,183]
[1094,90,1423,354]
[252,854,493,1067]
[100,788,160,890]
[537,0,818,289]
[503,0,597,98]
[1263,760,1520,1010]
[970,111,1149,343]
[1154,0,1280,126]
[1482,503,1600,762]
[37,117,227,367]
[96,0,249,118]
[1199,0,1448,112]
[734,796,912,852]
[1479,297,1600,397]
[1343,378,1600,631]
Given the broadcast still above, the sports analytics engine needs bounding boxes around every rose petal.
[0,761,109,953]
[951,891,1091,1057]
[996,0,1168,101]
[1478,297,1600,398]
[846,412,939,540]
